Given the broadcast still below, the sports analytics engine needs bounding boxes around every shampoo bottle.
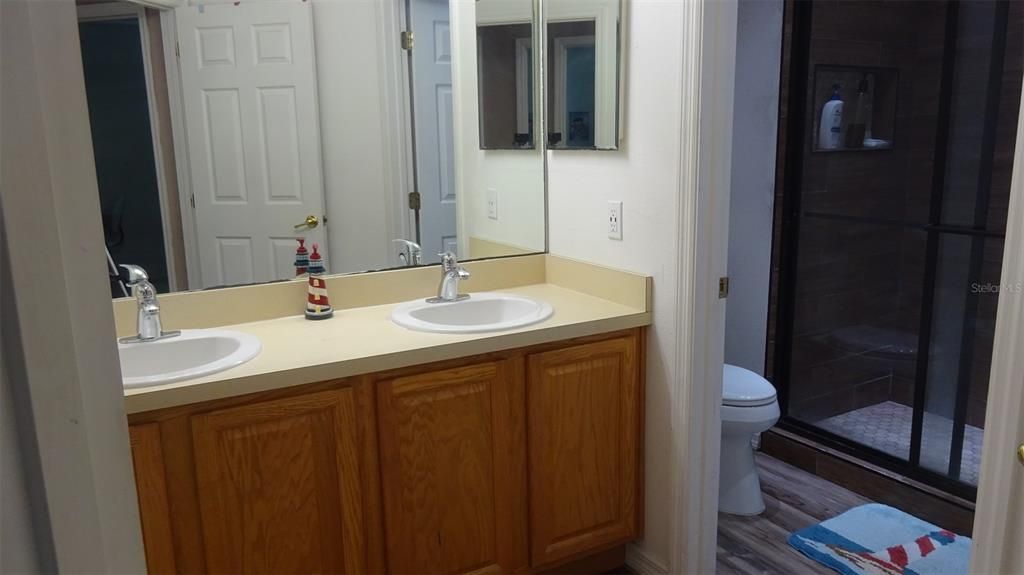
[845,75,870,148]
[818,84,844,150]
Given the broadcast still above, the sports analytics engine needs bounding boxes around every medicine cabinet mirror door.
[543,0,623,150]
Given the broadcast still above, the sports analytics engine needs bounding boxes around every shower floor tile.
[816,401,983,485]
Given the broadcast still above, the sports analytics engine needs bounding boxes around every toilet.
[719,364,780,516]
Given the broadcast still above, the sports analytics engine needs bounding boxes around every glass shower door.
[774,0,1021,498]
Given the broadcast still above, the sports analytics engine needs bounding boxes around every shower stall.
[771,0,1022,500]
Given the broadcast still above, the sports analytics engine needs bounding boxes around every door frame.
[77,0,182,291]
[157,9,203,288]
[665,0,737,573]
[380,0,418,263]
[1,0,146,570]
[970,79,1024,574]
[515,36,532,136]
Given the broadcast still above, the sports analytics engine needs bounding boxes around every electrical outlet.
[487,188,498,220]
[608,200,623,240]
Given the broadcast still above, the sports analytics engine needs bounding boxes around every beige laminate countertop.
[124,283,651,414]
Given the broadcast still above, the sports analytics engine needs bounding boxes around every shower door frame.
[771,0,1013,503]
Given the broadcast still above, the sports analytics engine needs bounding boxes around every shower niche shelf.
[811,65,898,153]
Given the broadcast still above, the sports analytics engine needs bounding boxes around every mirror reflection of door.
[175,2,329,288]
[409,0,457,264]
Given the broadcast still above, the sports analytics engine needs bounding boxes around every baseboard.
[625,544,669,575]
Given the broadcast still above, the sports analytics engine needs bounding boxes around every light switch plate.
[487,188,498,220]
[608,200,623,240]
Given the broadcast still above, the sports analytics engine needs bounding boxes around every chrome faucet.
[119,265,180,343]
[428,252,470,303]
[393,238,423,267]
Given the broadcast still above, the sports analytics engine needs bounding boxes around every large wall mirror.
[544,0,623,150]
[75,0,546,298]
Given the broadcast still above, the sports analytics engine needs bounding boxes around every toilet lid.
[722,364,777,407]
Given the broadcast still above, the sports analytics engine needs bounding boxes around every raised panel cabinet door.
[376,360,528,575]
[190,388,366,574]
[526,335,640,567]
[128,423,178,574]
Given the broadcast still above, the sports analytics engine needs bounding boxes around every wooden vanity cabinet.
[128,379,384,575]
[189,388,369,574]
[127,329,643,575]
[375,359,529,574]
[525,336,641,568]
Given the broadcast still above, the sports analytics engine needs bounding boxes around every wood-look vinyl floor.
[716,452,871,575]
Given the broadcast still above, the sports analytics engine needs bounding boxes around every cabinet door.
[526,335,640,567]
[128,423,178,574]
[190,388,367,574]
[376,360,528,575]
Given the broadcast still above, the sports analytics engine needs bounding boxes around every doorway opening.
[79,4,176,295]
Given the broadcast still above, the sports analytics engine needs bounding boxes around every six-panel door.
[189,388,367,574]
[375,359,529,575]
[525,335,641,567]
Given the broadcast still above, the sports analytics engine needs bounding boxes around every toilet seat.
[722,364,777,408]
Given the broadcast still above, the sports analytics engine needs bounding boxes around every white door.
[409,0,457,263]
[175,1,326,288]
[970,86,1024,574]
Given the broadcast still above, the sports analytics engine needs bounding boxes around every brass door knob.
[294,215,319,230]
[1017,444,1024,466]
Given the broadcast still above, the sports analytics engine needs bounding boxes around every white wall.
[311,0,409,272]
[451,0,546,255]
[547,0,686,567]
[723,0,782,375]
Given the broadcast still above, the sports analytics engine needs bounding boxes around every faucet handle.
[438,251,460,271]
[119,264,149,285]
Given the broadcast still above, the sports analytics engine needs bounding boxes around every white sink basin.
[390,293,553,334]
[118,329,261,388]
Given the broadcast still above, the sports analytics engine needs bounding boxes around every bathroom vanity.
[119,255,650,575]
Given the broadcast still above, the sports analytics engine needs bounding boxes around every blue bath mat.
[788,503,971,575]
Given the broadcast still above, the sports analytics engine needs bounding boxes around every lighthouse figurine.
[304,243,333,320]
[294,238,310,277]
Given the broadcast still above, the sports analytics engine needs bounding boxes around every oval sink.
[118,329,261,388]
[390,293,553,334]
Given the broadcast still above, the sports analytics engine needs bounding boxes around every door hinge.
[189,194,195,209]
[408,191,421,210]
[401,30,414,51]
[719,277,730,299]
